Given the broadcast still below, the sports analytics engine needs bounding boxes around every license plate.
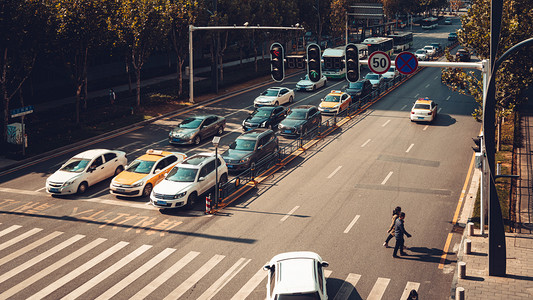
[284,130,292,134]
[228,165,234,168]
[157,200,167,205]
[418,117,424,119]
[173,138,181,142]
[49,187,59,192]
[116,188,125,192]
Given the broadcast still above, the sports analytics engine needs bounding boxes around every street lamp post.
[212,136,221,208]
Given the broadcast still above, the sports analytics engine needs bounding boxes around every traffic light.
[307,44,322,82]
[270,43,284,82]
[345,43,360,83]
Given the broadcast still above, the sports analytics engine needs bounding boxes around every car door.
[272,107,284,126]
[201,117,215,137]
[103,152,119,178]
[88,155,106,184]
[198,160,216,194]
[279,89,288,104]
[308,107,320,129]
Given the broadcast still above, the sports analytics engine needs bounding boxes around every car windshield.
[126,159,155,174]
[166,167,198,182]
[287,110,307,120]
[414,103,431,110]
[251,109,272,118]
[424,46,432,50]
[179,117,203,129]
[324,95,341,102]
[276,292,321,300]
[388,67,395,72]
[365,74,380,80]
[60,158,91,173]
[349,82,363,89]
[262,89,279,97]
[415,50,426,54]
[231,139,256,151]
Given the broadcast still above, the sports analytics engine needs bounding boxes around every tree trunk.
[177,56,183,97]
[75,83,82,124]
[126,55,132,95]
[136,67,141,107]
[497,114,502,151]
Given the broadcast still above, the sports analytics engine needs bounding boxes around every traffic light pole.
[188,25,305,103]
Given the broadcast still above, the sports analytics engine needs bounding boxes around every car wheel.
[312,85,316,91]
[142,183,153,197]
[217,126,224,135]
[77,182,88,194]
[193,135,201,145]
[186,192,197,209]
[114,165,124,176]
[220,173,228,184]
[289,96,293,103]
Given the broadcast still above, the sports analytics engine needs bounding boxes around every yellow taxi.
[110,149,186,197]
[410,98,438,122]
[318,90,352,115]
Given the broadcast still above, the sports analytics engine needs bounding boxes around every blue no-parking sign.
[395,52,418,75]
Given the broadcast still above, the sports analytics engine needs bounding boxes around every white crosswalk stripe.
[0,226,424,299]
[163,254,225,300]
[28,241,129,300]
[367,277,390,300]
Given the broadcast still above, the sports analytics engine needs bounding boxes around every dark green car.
[222,129,279,172]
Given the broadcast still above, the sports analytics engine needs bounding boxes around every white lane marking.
[197,258,251,300]
[163,254,225,300]
[0,231,62,267]
[382,120,391,127]
[423,125,429,131]
[327,166,343,179]
[325,270,333,278]
[0,238,106,299]
[116,140,142,151]
[400,282,420,300]
[367,277,391,300]
[34,186,46,192]
[425,84,430,88]
[381,171,393,185]
[361,139,371,147]
[446,96,451,101]
[0,234,84,285]
[95,247,176,300]
[131,251,200,299]
[28,241,129,300]
[82,197,156,210]
[62,244,152,300]
[414,94,419,98]
[0,187,40,196]
[406,144,414,153]
[438,107,442,113]
[434,75,439,80]
[400,105,407,111]
[231,268,268,300]
[0,224,22,239]
[344,215,360,233]
[280,206,300,222]
[332,273,361,300]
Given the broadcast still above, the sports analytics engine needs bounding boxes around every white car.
[264,251,329,300]
[254,87,294,107]
[46,149,127,195]
[410,98,438,122]
[150,153,228,209]
[415,49,429,61]
[364,72,384,89]
[382,66,399,80]
[295,74,327,92]
[422,45,436,57]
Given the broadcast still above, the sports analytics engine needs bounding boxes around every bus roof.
[363,37,393,44]
[322,48,344,57]
[388,32,413,37]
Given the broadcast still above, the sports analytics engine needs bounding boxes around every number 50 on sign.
[368,51,391,74]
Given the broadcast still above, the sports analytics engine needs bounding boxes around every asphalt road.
[0,19,477,299]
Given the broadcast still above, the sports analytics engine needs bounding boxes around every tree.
[107,0,172,107]
[0,0,50,146]
[49,0,111,124]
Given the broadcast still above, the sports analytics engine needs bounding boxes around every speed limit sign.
[368,51,391,74]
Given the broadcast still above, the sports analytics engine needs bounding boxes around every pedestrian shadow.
[463,275,485,281]
[467,251,488,256]
[398,246,454,264]
[327,278,362,300]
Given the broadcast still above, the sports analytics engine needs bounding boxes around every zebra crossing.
[0,224,421,299]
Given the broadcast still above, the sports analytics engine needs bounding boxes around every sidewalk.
[451,100,533,299]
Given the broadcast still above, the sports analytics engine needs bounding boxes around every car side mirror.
[321,261,329,268]
[154,169,161,174]
[198,177,205,182]
[88,166,96,172]
[263,265,271,271]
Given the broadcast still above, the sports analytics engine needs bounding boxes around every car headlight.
[64,176,80,186]
[240,157,251,164]
[174,191,187,199]
[132,180,144,187]
[261,121,267,127]
[334,104,340,108]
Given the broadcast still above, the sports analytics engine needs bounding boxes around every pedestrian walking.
[393,212,412,258]
[408,289,418,299]
[109,88,116,105]
[383,206,401,248]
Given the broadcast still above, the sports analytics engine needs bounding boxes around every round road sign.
[368,51,391,74]
[395,51,418,75]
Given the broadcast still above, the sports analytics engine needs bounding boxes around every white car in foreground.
[264,251,329,300]
[46,149,127,195]
[410,98,438,122]
[415,49,429,61]
[254,87,294,107]
[295,74,327,91]
[423,45,436,57]
[150,153,228,209]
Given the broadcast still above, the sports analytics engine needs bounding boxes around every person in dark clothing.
[393,212,412,258]
[383,206,401,247]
